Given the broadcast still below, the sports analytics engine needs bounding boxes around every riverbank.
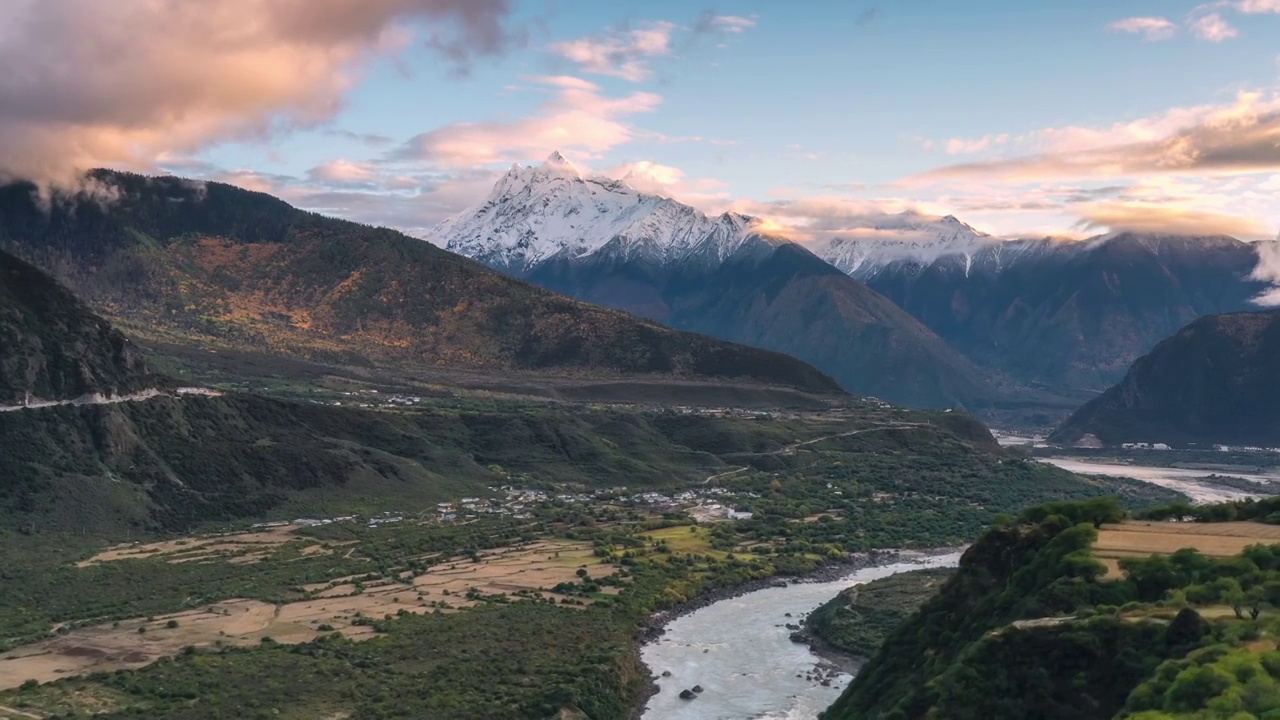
[627,547,964,719]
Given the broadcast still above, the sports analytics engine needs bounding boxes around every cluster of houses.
[245,482,763,536]
[311,388,438,410]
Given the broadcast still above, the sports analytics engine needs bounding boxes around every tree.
[1214,578,1247,619]
[1246,586,1266,620]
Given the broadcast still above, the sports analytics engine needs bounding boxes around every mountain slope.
[1050,309,1280,447]
[825,498,1280,720]
[0,248,157,404]
[0,171,841,396]
[437,154,1044,411]
[820,225,1269,396]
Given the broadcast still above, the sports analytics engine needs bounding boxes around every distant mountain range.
[822,224,1270,397]
[1051,309,1280,448]
[435,153,1044,411]
[0,170,842,399]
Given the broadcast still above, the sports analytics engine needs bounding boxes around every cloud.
[392,77,661,166]
[196,159,501,240]
[1249,240,1280,306]
[1188,12,1239,41]
[1106,16,1179,40]
[321,128,395,147]
[909,91,1280,184]
[945,133,1011,155]
[1237,0,1280,12]
[0,0,515,186]
[855,8,882,27]
[1073,202,1268,237]
[548,20,677,82]
[723,196,946,242]
[706,15,757,33]
[599,160,730,206]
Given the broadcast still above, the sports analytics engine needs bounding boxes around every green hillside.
[825,498,1280,720]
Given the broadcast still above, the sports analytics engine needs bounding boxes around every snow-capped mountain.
[803,211,1087,280]
[432,152,1023,412]
[430,152,777,272]
[809,212,999,277]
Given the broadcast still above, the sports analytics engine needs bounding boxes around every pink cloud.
[945,133,1011,155]
[394,77,661,166]
[0,0,516,186]
[307,159,380,184]
[1106,16,1179,40]
[1188,12,1239,41]
[548,21,677,82]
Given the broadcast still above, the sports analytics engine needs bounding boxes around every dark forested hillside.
[526,240,1060,412]
[0,172,841,396]
[0,249,157,404]
[1051,310,1280,447]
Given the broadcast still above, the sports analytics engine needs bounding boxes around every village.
[250,482,760,533]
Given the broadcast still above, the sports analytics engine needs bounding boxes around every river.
[1037,457,1279,504]
[638,551,963,720]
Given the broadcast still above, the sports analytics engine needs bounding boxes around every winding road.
[0,387,221,414]
[702,422,927,485]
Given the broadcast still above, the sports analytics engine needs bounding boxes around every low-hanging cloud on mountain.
[1249,239,1280,307]
[0,0,516,187]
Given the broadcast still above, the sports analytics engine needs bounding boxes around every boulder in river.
[692,685,704,693]
[679,689,697,700]
[661,670,672,677]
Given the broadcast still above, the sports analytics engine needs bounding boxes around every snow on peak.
[430,154,770,272]
[808,211,1000,277]
[537,151,581,178]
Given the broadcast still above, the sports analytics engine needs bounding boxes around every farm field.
[1093,520,1280,577]
[0,530,607,690]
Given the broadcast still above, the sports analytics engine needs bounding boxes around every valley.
[7,4,1280,718]
[0,372,1182,718]
[1,170,1277,720]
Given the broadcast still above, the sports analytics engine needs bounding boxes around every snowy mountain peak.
[809,210,1000,277]
[537,150,581,178]
[430,155,786,272]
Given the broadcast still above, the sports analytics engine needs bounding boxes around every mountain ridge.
[839,228,1271,398]
[1050,308,1280,447]
[0,170,844,398]
[436,153,1051,412]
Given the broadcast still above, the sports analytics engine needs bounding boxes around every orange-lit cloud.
[910,91,1280,185]
[393,77,662,165]
[1073,202,1268,237]
[0,0,514,186]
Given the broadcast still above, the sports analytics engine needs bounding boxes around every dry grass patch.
[75,526,308,567]
[0,539,615,690]
[1096,521,1280,557]
[1094,521,1280,577]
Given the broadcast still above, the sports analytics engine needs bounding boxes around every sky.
[3,0,1280,243]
